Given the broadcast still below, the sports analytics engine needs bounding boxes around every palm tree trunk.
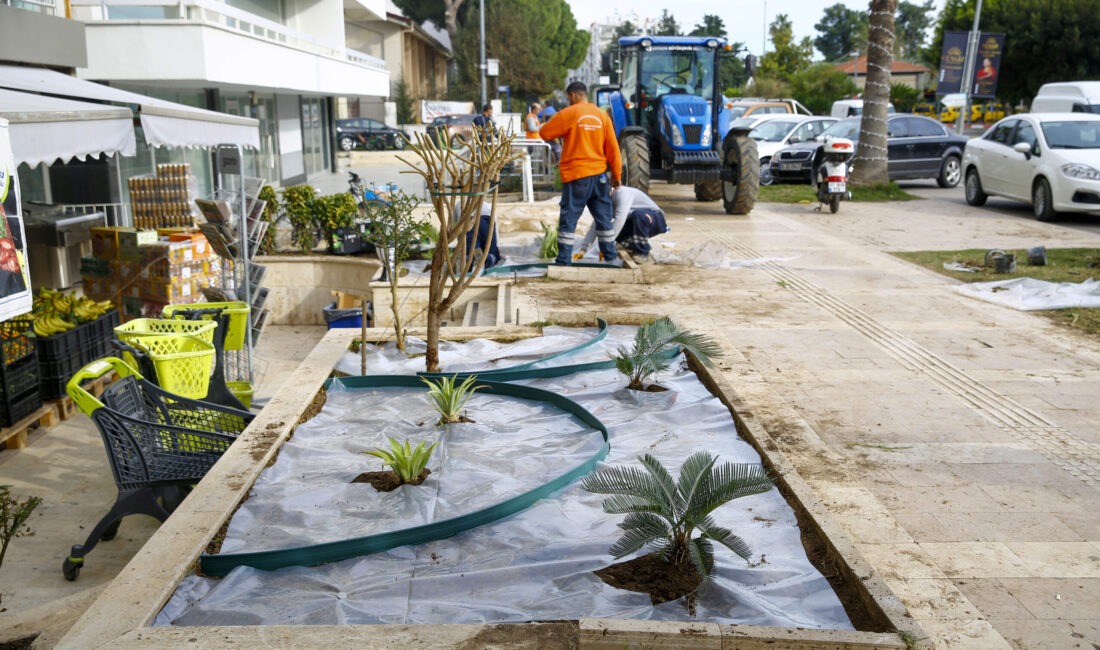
[850,0,897,187]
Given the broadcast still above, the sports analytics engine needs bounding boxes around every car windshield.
[1041,120,1100,148]
[818,118,862,141]
[751,120,801,142]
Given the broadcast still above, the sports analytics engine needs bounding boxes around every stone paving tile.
[890,577,984,620]
[857,543,947,581]
[839,442,1046,467]
[816,486,914,545]
[895,511,1083,543]
[979,482,1096,514]
[920,542,1032,579]
[994,577,1100,619]
[870,483,1009,514]
[1004,543,1100,579]
[915,617,1013,649]
[988,618,1100,650]
[952,578,1033,620]
[1055,511,1100,541]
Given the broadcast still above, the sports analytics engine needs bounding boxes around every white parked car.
[962,113,1100,221]
[747,115,838,185]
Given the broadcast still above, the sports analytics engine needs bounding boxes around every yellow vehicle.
[939,104,983,124]
[912,102,937,117]
[982,101,1007,122]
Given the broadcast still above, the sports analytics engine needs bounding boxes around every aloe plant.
[539,221,558,259]
[582,452,773,580]
[362,437,438,484]
[421,374,486,424]
[610,316,723,390]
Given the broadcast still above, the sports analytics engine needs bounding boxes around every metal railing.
[61,202,130,227]
[69,0,386,71]
[505,140,554,203]
[1,0,57,14]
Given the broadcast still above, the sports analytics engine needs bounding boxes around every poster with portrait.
[0,118,33,320]
[971,33,1005,99]
[936,31,969,95]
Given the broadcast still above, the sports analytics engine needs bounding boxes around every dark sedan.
[427,113,478,147]
[335,118,407,151]
[769,114,968,188]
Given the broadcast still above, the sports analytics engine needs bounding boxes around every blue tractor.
[602,36,758,214]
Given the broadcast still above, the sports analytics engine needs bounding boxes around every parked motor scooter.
[815,137,854,214]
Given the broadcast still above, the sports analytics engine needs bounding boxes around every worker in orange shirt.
[524,102,542,139]
[539,81,622,266]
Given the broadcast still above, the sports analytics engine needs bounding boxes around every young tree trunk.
[850,0,897,187]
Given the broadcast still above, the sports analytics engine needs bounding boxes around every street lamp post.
[479,0,487,108]
[957,0,984,135]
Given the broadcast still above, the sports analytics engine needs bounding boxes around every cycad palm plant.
[582,451,773,581]
[610,317,723,390]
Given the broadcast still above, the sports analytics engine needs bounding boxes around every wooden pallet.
[0,403,60,450]
[47,371,119,421]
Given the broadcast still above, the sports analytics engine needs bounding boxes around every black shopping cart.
[62,357,254,581]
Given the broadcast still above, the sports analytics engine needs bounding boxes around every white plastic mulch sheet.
[156,326,852,629]
[955,277,1100,310]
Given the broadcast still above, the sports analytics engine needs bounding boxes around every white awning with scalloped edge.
[0,64,259,150]
[0,87,137,168]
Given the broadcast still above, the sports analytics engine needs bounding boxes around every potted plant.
[581,452,773,608]
[610,316,723,392]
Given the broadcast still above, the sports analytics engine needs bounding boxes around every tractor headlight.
[701,124,712,147]
[1062,163,1100,181]
[665,114,683,146]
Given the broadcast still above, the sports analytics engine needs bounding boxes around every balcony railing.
[1,0,58,15]
[69,0,385,71]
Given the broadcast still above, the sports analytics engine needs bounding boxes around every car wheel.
[392,135,406,150]
[759,157,774,186]
[339,135,357,152]
[938,155,961,188]
[1032,178,1058,222]
[964,169,987,206]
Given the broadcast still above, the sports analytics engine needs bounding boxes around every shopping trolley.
[61,357,254,581]
[163,301,252,410]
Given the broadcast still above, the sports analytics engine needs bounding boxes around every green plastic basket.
[163,301,250,351]
[124,334,215,399]
[115,318,217,345]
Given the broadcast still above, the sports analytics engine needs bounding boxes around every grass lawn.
[893,248,1100,339]
[759,182,921,204]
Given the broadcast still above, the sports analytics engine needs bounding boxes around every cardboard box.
[117,229,158,250]
[332,290,370,310]
[91,226,133,259]
[168,231,211,260]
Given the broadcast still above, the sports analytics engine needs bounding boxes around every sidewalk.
[2,176,1099,648]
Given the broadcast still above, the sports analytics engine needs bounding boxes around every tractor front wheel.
[722,132,759,215]
[621,133,650,193]
[694,181,721,201]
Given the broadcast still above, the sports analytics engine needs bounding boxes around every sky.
[566,0,947,58]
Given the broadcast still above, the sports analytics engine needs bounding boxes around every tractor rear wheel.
[621,133,650,193]
[694,181,721,201]
[722,132,759,215]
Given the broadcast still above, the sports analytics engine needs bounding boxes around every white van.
[830,99,896,118]
[1031,81,1100,113]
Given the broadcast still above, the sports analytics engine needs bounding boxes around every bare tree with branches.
[400,127,521,372]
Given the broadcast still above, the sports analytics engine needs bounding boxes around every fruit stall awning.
[0,64,259,151]
[0,88,136,168]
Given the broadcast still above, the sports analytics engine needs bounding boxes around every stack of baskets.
[113,318,217,400]
[162,301,253,407]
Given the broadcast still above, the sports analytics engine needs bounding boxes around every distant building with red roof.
[834,56,930,90]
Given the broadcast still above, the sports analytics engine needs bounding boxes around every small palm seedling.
[610,316,723,390]
[362,437,439,485]
[582,451,773,582]
[421,374,486,424]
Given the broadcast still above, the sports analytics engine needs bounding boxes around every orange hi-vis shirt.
[539,101,622,184]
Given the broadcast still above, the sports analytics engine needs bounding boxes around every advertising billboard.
[937,31,969,95]
[0,117,33,320]
[972,33,1005,99]
[937,31,1006,99]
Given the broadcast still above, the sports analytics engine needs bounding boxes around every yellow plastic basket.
[125,334,215,399]
[162,301,250,351]
[115,318,217,345]
[226,380,254,408]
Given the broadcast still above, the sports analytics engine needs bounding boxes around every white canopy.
[0,87,136,167]
[0,64,259,150]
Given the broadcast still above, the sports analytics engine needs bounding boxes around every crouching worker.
[464,201,501,271]
[575,186,669,261]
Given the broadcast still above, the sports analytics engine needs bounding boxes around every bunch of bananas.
[31,289,114,338]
